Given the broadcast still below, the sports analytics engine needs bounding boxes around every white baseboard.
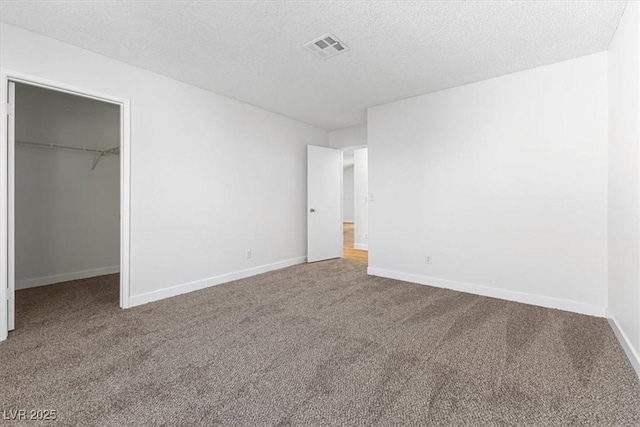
[343,220,354,224]
[354,243,368,250]
[367,267,605,317]
[606,310,640,379]
[129,256,306,308]
[16,265,120,290]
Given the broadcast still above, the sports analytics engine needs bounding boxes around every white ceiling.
[0,1,626,130]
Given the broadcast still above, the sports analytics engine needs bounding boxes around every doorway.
[1,72,131,341]
[306,145,368,264]
[342,148,368,262]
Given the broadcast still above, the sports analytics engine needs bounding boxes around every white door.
[307,145,342,262]
[7,81,15,331]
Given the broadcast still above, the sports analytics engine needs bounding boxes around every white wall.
[368,52,608,316]
[15,84,120,288]
[343,164,354,223]
[1,23,328,305]
[354,148,369,250]
[329,124,367,149]
[608,1,640,374]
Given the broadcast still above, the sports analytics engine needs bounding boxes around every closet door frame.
[0,70,132,341]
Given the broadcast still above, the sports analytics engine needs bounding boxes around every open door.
[307,145,342,262]
[7,81,15,331]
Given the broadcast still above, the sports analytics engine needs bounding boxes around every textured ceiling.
[0,1,627,130]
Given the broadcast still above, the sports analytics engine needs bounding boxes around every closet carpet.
[1,260,639,426]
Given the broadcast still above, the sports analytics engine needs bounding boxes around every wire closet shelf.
[16,140,120,170]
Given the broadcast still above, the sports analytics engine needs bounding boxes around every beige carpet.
[1,259,639,426]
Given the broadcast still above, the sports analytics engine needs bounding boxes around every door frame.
[0,69,132,341]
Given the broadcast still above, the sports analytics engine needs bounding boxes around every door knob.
[310,208,316,213]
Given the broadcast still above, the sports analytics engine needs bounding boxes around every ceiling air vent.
[303,33,350,60]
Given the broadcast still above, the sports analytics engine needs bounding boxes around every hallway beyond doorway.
[342,222,368,263]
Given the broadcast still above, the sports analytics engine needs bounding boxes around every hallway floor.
[342,222,368,263]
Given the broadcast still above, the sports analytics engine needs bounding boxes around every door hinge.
[6,103,14,116]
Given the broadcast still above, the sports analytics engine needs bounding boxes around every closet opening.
[2,74,131,341]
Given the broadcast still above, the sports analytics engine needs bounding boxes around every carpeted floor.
[1,259,639,426]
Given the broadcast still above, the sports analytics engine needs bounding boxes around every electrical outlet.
[246,249,252,259]
[425,254,432,264]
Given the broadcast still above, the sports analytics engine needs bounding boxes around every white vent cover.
[303,33,350,60]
